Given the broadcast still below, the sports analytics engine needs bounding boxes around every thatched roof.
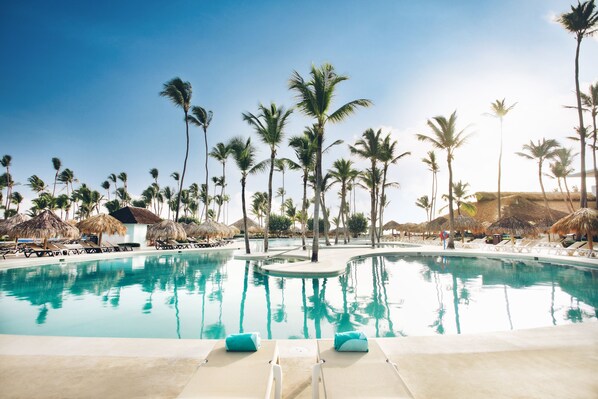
[230,217,260,232]
[472,195,568,226]
[426,216,448,232]
[449,215,484,232]
[475,191,596,203]
[487,216,538,236]
[183,222,200,236]
[146,220,187,240]
[77,214,127,236]
[110,206,161,225]
[195,220,227,238]
[0,214,30,235]
[551,208,598,236]
[383,220,401,230]
[9,210,80,240]
[229,225,241,236]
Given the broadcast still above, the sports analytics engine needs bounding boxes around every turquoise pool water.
[0,252,596,339]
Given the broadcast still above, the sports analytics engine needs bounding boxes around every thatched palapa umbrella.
[9,210,79,249]
[551,208,598,250]
[426,216,448,232]
[195,220,226,241]
[228,225,241,236]
[0,214,31,248]
[487,216,538,238]
[444,215,483,242]
[183,222,200,236]
[146,220,186,241]
[77,214,127,247]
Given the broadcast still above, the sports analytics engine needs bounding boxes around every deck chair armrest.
[312,360,325,399]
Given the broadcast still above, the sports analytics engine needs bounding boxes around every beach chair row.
[462,237,597,257]
[154,238,232,250]
[177,335,413,399]
[1,240,133,259]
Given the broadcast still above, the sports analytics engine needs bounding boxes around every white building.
[103,206,161,248]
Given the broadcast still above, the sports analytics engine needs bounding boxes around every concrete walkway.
[0,323,596,398]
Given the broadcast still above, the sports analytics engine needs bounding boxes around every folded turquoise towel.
[225,332,261,352]
[334,331,368,352]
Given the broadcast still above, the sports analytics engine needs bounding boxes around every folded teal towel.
[225,332,261,352]
[334,331,368,352]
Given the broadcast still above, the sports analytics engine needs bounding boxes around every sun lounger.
[23,243,59,257]
[492,239,511,251]
[167,239,190,249]
[155,240,174,250]
[312,339,413,399]
[177,340,282,399]
[554,241,587,256]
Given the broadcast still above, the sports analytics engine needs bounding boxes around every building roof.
[109,206,161,225]
[230,217,260,232]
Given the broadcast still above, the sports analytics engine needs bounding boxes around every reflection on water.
[0,253,596,339]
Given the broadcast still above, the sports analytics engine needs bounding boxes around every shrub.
[269,214,292,234]
[347,213,368,238]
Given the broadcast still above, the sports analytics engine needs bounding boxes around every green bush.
[269,214,292,234]
[347,213,368,238]
[307,217,325,233]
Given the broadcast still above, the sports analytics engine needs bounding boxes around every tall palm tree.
[378,133,410,241]
[251,192,268,227]
[581,83,598,208]
[422,151,439,219]
[549,147,577,211]
[415,195,432,223]
[163,186,174,220]
[486,98,517,218]
[516,138,560,215]
[357,167,382,244]
[209,142,233,222]
[117,172,128,206]
[108,173,118,198]
[58,168,76,219]
[243,103,293,252]
[51,157,62,197]
[350,128,383,248]
[1,155,12,216]
[230,136,267,254]
[188,105,213,222]
[288,130,317,250]
[101,181,111,201]
[160,77,193,221]
[558,0,598,208]
[329,158,360,244]
[149,168,159,185]
[10,192,23,214]
[289,63,372,262]
[27,175,47,193]
[417,111,472,250]
[443,180,477,216]
[274,159,289,215]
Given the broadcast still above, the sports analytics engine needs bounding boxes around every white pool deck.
[0,242,597,398]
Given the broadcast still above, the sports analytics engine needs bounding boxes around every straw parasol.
[230,217,260,233]
[248,225,264,235]
[228,225,241,236]
[216,222,233,238]
[426,216,448,232]
[146,220,186,241]
[9,210,80,249]
[77,214,127,247]
[0,214,30,236]
[551,208,598,250]
[195,220,226,241]
[383,220,401,231]
[447,215,483,232]
[487,216,538,237]
[183,222,200,236]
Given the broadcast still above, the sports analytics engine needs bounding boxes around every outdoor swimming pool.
[0,251,596,339]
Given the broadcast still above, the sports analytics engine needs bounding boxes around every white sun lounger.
[312,339,413,399]
[178,340,282,399]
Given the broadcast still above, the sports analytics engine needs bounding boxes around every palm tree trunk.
[264,151,275,253]
[311,135,323,262]
[217,162,225,222]
[592,113,598,209]
[378,166,388,243]
[498,117,503,219]
[241,176,250,254]
[320,193,331,246]
[204,127,209,222]
[538,162,553,218]
[557,178,573,212]
[430,172,435,223]
[301,172,308,250]
[281,168,285,216]
[342,186,349,244]
[176,112,190,222]
[447,155,455,249]
[574,36,587,208]
[335,205,342,245]
[563,177,575,211]
[370,161,377,249]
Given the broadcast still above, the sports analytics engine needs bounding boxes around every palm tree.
[310,172,335,246]
[1,155,12,216]
[516,138,560,214]
[27,175,47,194]
[117,172,128,206]
[58,168,76,219]
[274,159,289,215]
[10,192,23,214]
[230,136,267,254]
[443,180,477,216]
[486,99,517,218]
[415,195,432,223]
[51,157,62,197]
[378,133,410,241]
[289,63,372,262]
[288,130,316,250]
[209,142,233,222]
[284,198,297,230]
[101,181,111,201]
[188,105,213,222]
[422,151,440,219]
[558,0,598,208]
[163,186,174,220]
[251,192,268,227]
[549,147,577,211]
[243,103,293,252]
[55,194,70,219]
[417,111,472,250]
[160,77,193,221]
[149,168,159,185]
[329,158,360,244]
[581,83,598,208]
[108,173,118,197]
[350,128,383,248]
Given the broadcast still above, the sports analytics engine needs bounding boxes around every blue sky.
[1,0,597,223]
